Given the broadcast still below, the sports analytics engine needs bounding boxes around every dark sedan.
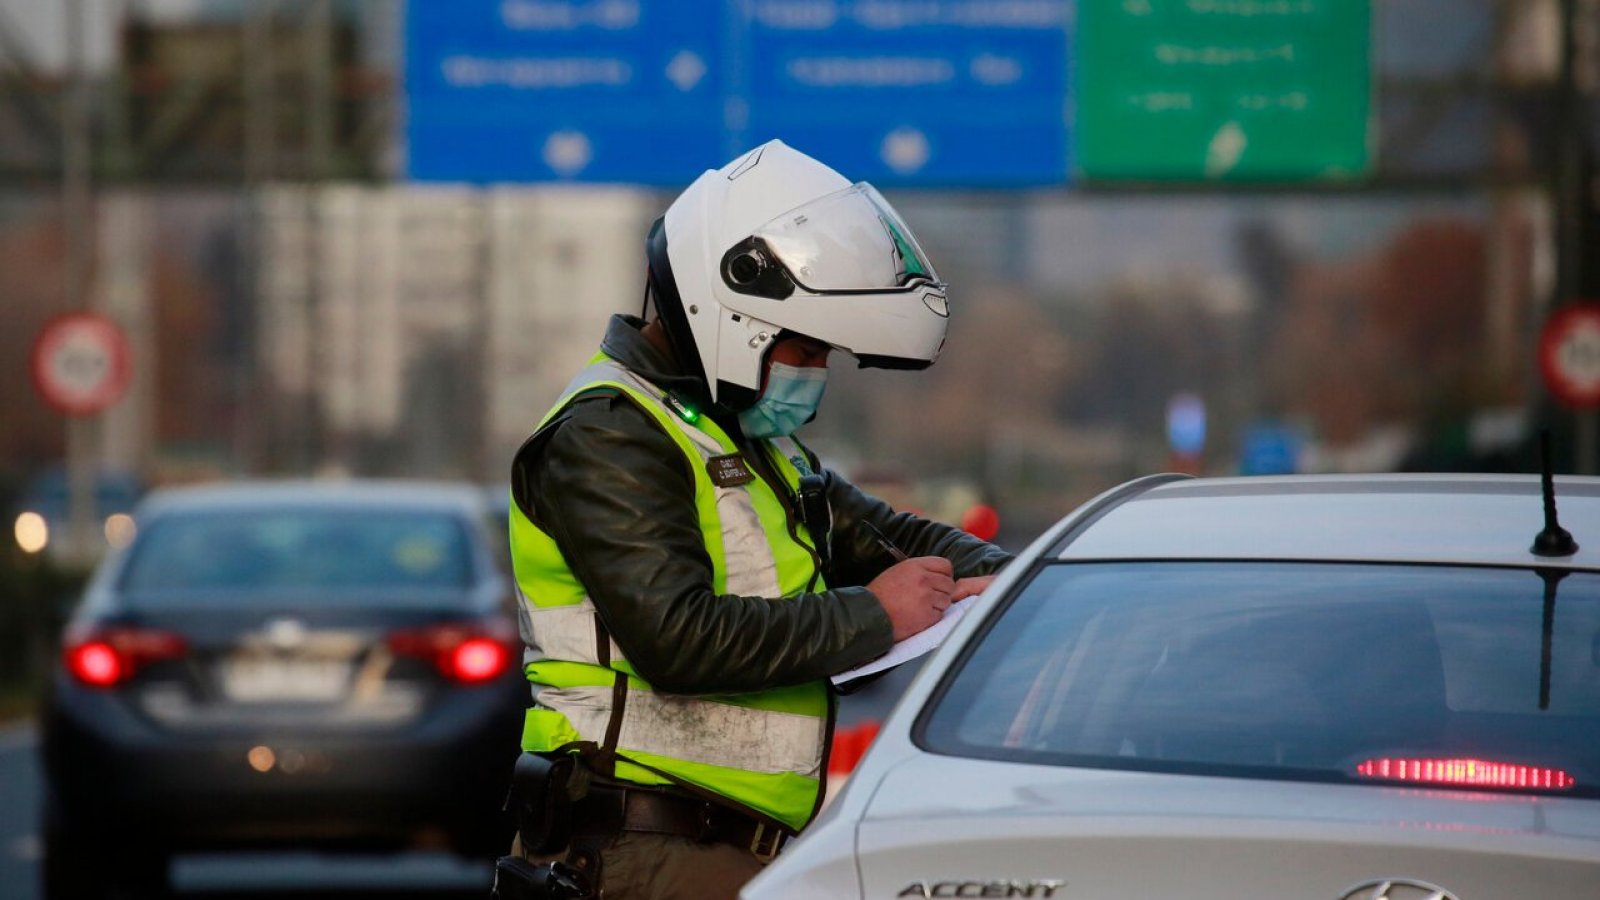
[39,480,526,899]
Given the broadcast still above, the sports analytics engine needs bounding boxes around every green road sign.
[1075,0,1372,182]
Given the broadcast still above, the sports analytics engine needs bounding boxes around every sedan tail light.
[64,628,188,688]
[387,621,516,684]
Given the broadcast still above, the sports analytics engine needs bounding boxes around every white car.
[745,474,1600,900]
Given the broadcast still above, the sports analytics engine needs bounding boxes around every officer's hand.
[952,575,997,601]
[868,556,956,642]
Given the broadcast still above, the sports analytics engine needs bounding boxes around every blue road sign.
[1239,422,1302,476]
[404,0,1072,186]
[742,1,1071,186]
[405,0,725,184]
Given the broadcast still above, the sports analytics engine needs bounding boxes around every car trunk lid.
[105,590,498,731]
[856,757,1600,900]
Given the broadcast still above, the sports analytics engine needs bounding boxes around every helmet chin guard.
[646,139,949,410]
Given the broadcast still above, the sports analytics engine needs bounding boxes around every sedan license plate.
[222,657,352,703]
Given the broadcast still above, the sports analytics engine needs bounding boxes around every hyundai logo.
[1339,878,1461,900]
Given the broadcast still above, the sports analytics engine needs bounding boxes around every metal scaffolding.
[0,2,389,184]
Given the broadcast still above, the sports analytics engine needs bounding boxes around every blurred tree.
[0,214,72,475]
[1266,218,1494,455]
[0,545,89,715]
[1371,221,1488,391]
[872,287,1079,477]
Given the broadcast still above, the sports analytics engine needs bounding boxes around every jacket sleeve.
[822,466,1014,590]
[514,393,894,696]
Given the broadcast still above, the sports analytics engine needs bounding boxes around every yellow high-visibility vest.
[510,356,830,830]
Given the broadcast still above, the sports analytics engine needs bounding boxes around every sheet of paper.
[831,595,979,687]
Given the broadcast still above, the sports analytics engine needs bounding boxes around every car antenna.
[1532,429,1579,557]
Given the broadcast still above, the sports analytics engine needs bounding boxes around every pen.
[861,521,909,562]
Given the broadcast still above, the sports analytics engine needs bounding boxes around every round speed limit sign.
[30,312,133,416]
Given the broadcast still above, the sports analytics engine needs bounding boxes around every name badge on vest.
[707,454,755,487]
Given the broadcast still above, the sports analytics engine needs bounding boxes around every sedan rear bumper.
[42,676,524,851]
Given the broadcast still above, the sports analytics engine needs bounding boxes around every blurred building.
[254,184,653,478]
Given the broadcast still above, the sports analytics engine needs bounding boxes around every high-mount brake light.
[388,623,513,685]
[64,628,188,688]
[1357,757,1575,790]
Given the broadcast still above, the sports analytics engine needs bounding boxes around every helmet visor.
[751,183,940,293]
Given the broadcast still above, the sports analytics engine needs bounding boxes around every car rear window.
[120,508,476,595]
[918,562,1600,797]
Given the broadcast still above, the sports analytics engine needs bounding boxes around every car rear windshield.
[119,508,476,595]
[919,562,1600,797]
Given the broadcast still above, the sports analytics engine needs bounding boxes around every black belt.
[571,782,793,862]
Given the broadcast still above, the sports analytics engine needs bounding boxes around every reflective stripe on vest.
[536,685,823,774]
[509,355,829,830]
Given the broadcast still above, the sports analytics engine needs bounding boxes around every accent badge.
[898,881,1065,899]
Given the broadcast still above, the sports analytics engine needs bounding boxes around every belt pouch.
[511,752,577,855]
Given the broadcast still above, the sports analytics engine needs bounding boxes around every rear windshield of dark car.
[918,562,1600,797]
[120,507,477,595]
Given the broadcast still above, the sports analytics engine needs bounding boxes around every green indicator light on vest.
[665,394,700,425]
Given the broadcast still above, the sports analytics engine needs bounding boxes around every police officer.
[503,141,1011,899]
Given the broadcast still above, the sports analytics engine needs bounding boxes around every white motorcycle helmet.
[646,140,949,410]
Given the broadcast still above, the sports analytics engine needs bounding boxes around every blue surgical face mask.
[738,362,828,439]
